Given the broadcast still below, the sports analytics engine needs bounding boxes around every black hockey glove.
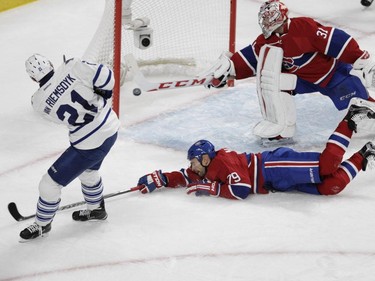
[94,87,113,99]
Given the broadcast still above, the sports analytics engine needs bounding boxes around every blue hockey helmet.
[187,140,216,162]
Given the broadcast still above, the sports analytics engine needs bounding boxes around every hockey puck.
[133,88,142,96]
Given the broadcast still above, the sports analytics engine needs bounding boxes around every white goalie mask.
[258,0,289,39]
[25,54,54,82]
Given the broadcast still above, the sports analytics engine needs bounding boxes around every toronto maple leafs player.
[205,0,375,142]
[20,54,120,242]
[136,99,375,199]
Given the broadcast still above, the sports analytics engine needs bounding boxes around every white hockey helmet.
[25,54,54,82]
[258,0,289,39]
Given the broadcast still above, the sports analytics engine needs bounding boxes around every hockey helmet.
[258,0,289,39]
[25,54,54,82]
[187,140,216,162]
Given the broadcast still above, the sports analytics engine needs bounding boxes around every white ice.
[1,0,375,280]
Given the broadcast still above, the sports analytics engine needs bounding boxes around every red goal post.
[83,0,237,116]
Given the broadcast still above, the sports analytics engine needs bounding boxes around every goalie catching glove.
[137,170,167,194]
[186,181,220,197]
[206,51,236,89]
[351,51,375,89]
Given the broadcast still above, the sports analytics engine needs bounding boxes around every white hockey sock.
[81,178,104,210]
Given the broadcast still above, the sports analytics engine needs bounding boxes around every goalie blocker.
[253,45,297,140]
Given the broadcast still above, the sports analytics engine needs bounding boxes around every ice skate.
[261,136,294,147]
[19,222,51,242]
[359,141,375,171]
[72,200,108,221]
[344,98,375,132]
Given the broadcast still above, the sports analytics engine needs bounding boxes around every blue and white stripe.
[340,160,359,181]
[328,131,351,151]
[81,178,104,208]
[36,197,60,225]
[93,64,113,89]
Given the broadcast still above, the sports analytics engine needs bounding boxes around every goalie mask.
[258,0,289,39]
[25,54,54,82]
[187,140,216,162]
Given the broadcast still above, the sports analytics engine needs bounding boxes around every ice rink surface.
[0,0,375,280]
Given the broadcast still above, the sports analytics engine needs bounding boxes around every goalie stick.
[8,186,140,222]
[124,54,214,94]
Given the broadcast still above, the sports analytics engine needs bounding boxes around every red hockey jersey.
[231,17,365,87]
[163,149,269,200]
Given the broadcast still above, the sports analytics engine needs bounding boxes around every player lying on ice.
[136,98,375,199]
[204,0,375,142]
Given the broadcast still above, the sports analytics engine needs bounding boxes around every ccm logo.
[157,78,207,89]
[340,91,356,101]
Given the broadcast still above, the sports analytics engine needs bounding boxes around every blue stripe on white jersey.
[70,99,107,134]
[93,64,113,89]
[31,58,119,150]
[70,108,112,146]
[98,68,112,88]
[93,64,103,85]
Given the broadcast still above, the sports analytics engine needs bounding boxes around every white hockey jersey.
[31,58,120,150]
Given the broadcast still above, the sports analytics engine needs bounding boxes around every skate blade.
[350,98,375,113]
[72,214,108,222]
[260,137,294,147]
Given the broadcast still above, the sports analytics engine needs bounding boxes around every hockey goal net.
[83,0,237,115]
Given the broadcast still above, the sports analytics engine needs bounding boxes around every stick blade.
[8,202,23,221]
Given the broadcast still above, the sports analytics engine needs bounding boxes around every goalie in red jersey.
[136,98,375,199]
[204,0,375,142]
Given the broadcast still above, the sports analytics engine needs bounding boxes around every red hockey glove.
[137,170,167,194]
[186,181,220,197]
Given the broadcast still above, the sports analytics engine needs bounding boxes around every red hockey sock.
[319,120,353,176]
[318,153,363,195]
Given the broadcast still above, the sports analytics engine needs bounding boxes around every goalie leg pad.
[254,45,297,139]
[253,91,296,138]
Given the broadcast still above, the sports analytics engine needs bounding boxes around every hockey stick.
[8,186,140,222]
[124,54,214,95]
